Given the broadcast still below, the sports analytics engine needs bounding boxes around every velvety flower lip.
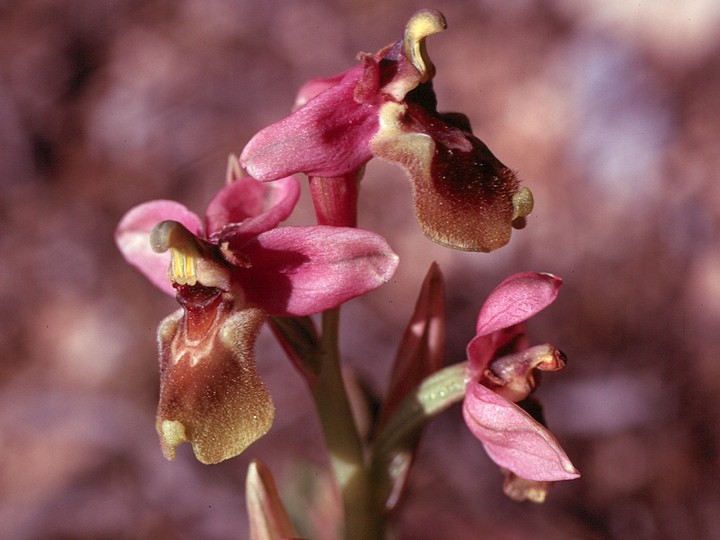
[370,95,532,251]
[240,9,533,252]
[462,272,579,482]
[156,300,273,464]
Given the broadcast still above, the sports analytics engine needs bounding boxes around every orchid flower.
[115,159,398,464]
[372,271,577,506]
[241,9,533,252]
[462,272,580,499]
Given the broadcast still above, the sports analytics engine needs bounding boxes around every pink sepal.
[467,273,560,376]
[205,175,300,241]
[236,226,399,316]
[240,66,377,181]
[462,381,580,481]
[293,70,350,109]
[115,200,203,296]
[476,272,562,337]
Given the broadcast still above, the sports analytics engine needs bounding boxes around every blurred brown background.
[1,0,718,538]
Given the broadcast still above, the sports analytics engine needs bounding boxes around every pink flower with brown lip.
[115,160,398,463]
[241,9,533,252]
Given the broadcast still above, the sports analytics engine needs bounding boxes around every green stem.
[374,362,467,456]
[370,362,468,510]
[309,308,381,539]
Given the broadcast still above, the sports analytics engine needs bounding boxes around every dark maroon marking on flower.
[175,285,224,342]
[431,140,517,202]
[397,82,519,205]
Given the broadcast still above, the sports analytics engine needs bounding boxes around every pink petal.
[205,174,300,241]
[466,324,528,377]
[293,70,349,109]
[115,200,203,296]
[240,66,378,181]
[235,226,399,316]
[462,381,579,481]
[476,272,562,337]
